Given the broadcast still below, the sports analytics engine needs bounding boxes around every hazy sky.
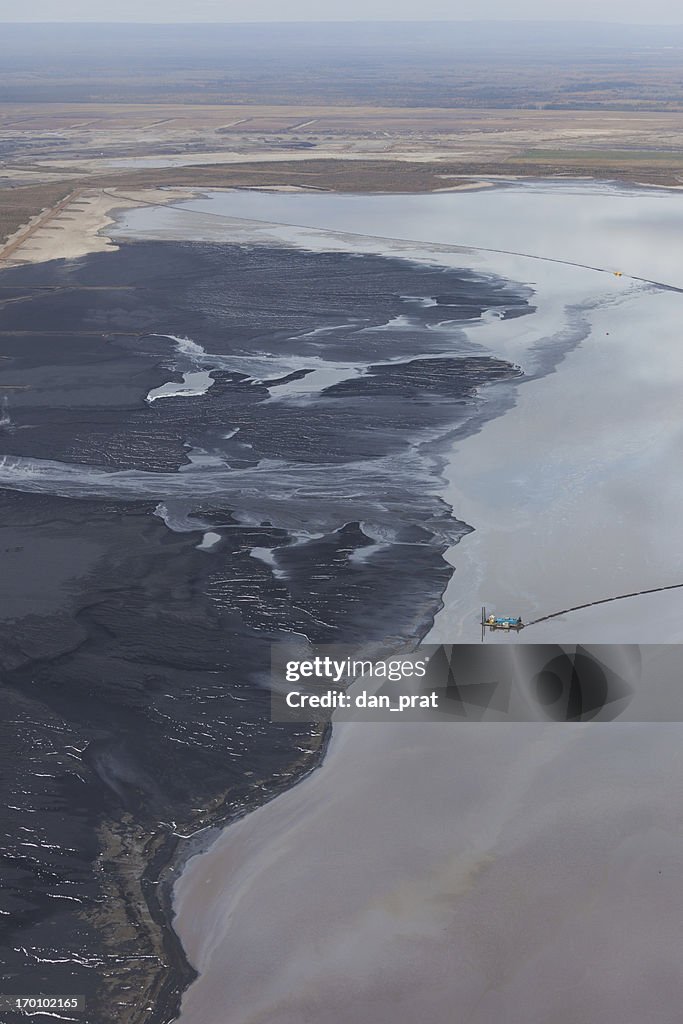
[2,0,683,23]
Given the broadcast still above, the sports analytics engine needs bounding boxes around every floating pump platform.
[481,606,524,639]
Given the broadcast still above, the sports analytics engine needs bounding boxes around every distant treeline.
[3,21,683,109]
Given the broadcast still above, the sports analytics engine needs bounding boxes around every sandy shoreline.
[0,186,198,266]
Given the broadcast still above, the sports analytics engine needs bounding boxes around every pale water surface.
[163,183,683,1024]
[116,182,683,641]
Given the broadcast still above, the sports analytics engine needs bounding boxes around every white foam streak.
[150,333,209,364]
[0,451,447,543]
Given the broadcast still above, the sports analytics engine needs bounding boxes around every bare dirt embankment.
[0,186,198,266]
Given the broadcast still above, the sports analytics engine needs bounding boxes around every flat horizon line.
[4,18,683,27]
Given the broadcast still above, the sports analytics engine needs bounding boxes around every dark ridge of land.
[93,157,683,193]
